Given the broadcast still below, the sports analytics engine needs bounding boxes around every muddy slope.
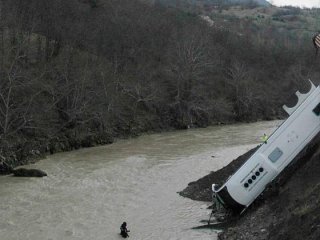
[180,134,320,240]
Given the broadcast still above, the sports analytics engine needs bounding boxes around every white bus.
[213,80,320,213]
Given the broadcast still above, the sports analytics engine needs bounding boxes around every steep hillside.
[180,133,320,240]
[207,5,320,36]
[1,0,320,170]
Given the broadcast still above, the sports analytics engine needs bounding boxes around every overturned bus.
[212,80,320,214]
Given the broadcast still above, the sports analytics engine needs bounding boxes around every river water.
[0,121,281,240]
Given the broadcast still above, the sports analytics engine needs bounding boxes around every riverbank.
[0,131,114,174]
[179,133,320,240]
[0,118,276,174]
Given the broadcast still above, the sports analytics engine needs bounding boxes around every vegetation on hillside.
[0,0,319,167]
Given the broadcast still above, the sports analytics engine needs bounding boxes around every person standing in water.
[120,222,130,238]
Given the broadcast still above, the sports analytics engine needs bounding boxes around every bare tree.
[225,60,262,120]
[166,24,215,126]
[0,30,43,138]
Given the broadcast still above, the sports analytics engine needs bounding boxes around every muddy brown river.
[0,121,281,240]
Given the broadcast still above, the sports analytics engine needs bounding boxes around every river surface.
[0,121,281,240]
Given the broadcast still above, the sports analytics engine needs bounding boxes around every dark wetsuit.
[120,223,129,238]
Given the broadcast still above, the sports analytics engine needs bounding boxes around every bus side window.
[268,147,283,163]
[313,102,320,116]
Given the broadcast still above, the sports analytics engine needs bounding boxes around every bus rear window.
[268,147,283,163]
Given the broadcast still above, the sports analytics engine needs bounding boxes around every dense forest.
[0,0,319,167]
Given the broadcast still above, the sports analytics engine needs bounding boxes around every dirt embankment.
[0,132,114,174]
[180,134,320,240]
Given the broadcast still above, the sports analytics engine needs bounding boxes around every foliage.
[0,0,320,161]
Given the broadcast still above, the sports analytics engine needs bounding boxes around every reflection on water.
[0,121,281,240]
